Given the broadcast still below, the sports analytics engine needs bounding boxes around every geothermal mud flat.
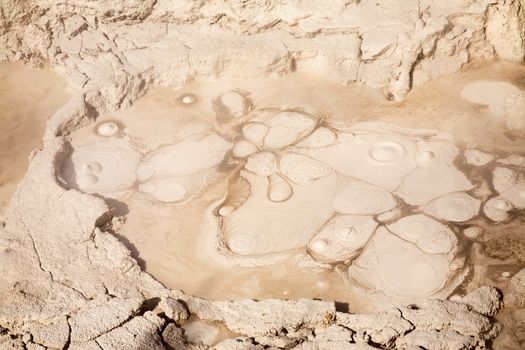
[58,62,525,309]
[2,61,525,350]
[1,0,525,349]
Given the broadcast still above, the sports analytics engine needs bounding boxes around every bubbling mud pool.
[58,60,525,314]
[0,63,69,211]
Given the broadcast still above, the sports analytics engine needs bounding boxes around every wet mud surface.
[56,62,525,314]
[0,63,69,209]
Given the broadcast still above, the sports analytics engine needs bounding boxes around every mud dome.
[2,0,525,349]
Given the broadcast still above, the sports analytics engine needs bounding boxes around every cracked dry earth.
[1,1,525,350]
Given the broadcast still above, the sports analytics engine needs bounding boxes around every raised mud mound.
[1,1,525,350]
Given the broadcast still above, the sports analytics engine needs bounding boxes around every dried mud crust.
[1,0,524,110]
[1,0,525,349]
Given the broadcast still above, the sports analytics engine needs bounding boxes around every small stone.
[158,297,190,321]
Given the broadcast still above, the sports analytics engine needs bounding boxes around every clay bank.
[0,1,525,349]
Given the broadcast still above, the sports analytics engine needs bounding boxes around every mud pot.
[55,61,525,324]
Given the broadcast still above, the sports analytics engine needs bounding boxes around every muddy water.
[0,63,70,210]
[62,60,524,319]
